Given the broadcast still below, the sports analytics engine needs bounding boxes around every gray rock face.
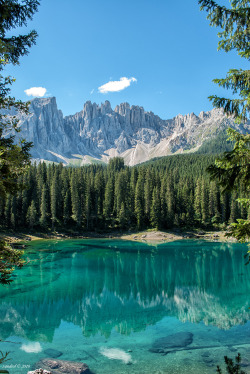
[7,97,250,166]
[28,370,51,374]
[150,332,193,353]
[34,359,92,374]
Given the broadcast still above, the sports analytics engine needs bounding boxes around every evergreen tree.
[114,170,128,217]
[71,170,81,227]
[160,176,167,228]
[94,171,105,218]
[4,194,11,227]
[50,174,58,229]
[194,178,202,222]
[165,178,175,228]
[201,178,209,224]
[150,186,161,229]
[229,192,239,224]
[0,155,244,235]
[40,184,49,227]
[103,175,114,225]
[10,195,17,228]
[26,200,37,229]
[199,0,250,122]
[128,168,138,225]
[220,189,230,224]
[108,157,125,173]
[63,190,71,226]
[0,0,39,197]
[144,169,153,225]
[209,181,220,223]
[134,171,145,229]
[200,0,250,244]
[85,182,92,230]
[21,185,29,227]
[118,202,128,229]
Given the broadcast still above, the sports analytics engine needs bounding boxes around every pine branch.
[199,0,250,59]
[0,0,39,34]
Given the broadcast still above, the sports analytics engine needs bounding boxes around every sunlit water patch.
[0,239,249,373]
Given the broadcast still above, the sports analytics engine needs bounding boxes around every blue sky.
[5,0,248,119]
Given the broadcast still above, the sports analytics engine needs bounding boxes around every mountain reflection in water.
[0,239,249,343]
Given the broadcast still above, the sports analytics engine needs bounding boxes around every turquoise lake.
[0,239,250,373]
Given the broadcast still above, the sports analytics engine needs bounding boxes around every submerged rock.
[203,357,214,364]
[28,370,51,374]
[43,348,63,358]
[228,347,237,352]
[34,359,92,374]
[241,358,250,368]
[201,351,211,357]
[150,332,193,353]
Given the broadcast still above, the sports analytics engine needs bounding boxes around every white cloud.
[21,342,42,353]
[90,89,94,95]
[98,77,137,94]
[24,87,47,97]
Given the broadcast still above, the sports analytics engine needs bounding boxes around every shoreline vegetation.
[0,228,235,246]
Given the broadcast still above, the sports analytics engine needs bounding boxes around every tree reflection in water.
[0,239,249,342]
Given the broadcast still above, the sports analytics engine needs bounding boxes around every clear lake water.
[0,239,250,373]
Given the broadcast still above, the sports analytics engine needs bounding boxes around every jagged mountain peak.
[30,96,57,108]
[8,97,249,166]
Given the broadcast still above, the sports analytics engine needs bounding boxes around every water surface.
[0,239,249,373]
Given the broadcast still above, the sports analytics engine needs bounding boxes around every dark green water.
[0,239,250,373]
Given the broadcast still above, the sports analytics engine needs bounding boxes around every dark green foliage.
[0,0,39,65]
[70,169,81,227]
[216,353,246,374]
[108,157,125,172]
[0,0,39,198]
[207,129,250,193]
[0,0,39,285]
[0,240,24,284]
[0,156,244,232]
[199,0,250,122]
[26,200,37,229]
[208,129,250,246]
[196,129,234,154]
[40,184,49,227]
[150,186,161,229]
[199,1,250,249]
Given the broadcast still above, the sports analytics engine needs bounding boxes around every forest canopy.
[0,155,247,233]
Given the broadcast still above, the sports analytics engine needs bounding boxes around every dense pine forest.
[0,154,247,233]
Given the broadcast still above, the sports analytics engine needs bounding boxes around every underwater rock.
[43,348,63,358]
[201,351,211,357]
[150,332,193,353]
[203,358,214,364]
[28,370,51,374]
[228,347,237,352]
[241,358,250,368]
[34,359,92,374]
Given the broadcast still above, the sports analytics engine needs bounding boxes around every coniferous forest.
[0,154,247,233]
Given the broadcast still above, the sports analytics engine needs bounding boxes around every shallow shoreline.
[120,229,231,243]
[0,228,236,245]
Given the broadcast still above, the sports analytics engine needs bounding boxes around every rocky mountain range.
[6,97,250,166]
